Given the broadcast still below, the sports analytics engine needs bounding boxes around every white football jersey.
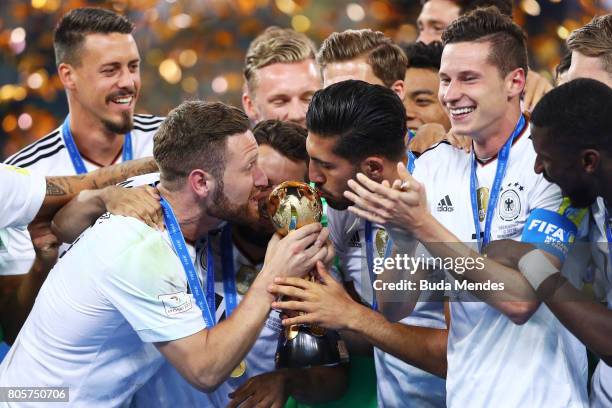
[131,229,282,408]
[588,198,611,408]
[0,214,206,407]
[412,125,588,408]
[0,114,161,276]
[328,208,447,408]
[0,164,45,230]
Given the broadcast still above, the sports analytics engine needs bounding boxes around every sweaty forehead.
[226,131,258,162]
[440,42,490,73]
[254,60,320,93]
[323,58,383,87]
[306,132,337,159]
[81,33,138,63]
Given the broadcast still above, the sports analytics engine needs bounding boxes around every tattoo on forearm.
[46,180,67,196]
[87,158,158,189]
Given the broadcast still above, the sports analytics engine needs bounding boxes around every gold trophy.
[268,181,349,369]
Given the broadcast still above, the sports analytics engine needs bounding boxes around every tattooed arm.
[37,157,158,219]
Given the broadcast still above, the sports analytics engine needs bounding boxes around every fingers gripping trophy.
[267,181,349,369]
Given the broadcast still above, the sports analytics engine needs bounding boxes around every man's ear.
[58,63,77,91]
[359,157,385,183]
[390,79,406,101]
[188,169,215,199]
[506,67,527,100]
[581,149,600,175]
[242,83,258,122]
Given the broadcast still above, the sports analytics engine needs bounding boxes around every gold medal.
[235,264,258,295]
[477,187,490,222]
[286,324,299,341]
[230,359,247,378]
[375,229,388,258]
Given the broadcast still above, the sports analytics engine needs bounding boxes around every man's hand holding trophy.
[266,181,349,369]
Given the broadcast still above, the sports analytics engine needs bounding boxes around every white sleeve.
[326,208,350,282]
[98,226,206,343]
[527,176,563,213]
[0,164,46,229]
[0,227,36,276]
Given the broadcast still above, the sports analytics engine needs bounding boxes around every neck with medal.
[364,160,412,311]
[160,196,215,327]
[199,224,242,320]
[61,114,133,174]
[470,114,526,253]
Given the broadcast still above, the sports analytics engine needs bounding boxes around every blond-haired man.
[242,26,321,127]
[567,14,612,88]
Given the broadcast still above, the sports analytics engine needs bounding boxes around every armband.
[521,208,577,262]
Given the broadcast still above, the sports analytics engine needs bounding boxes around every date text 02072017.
[0,387,69,402]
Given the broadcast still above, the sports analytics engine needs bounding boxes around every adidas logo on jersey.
[437,195,454,212]
[349,231,361,248]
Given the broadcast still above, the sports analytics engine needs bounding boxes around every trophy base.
[275,324,350,369]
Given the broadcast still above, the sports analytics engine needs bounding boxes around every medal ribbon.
[61,115,133,174]
[219,224,239,318]
[204,224,240,322]
[407,130,416,174]
[160,197,215,327]
[470,114,525,252]
[604,205,612,275]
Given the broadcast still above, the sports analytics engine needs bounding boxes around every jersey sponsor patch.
[159,291,193,316]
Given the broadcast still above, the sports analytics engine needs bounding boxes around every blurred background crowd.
[0,0,609,160]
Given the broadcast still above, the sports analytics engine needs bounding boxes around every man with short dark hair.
[0,101,332,406]
[402,41,451,133]
[271,80,449,408]
[322,8,588,407]
[416,0,552,111]
[530,78,612,408]
[0,7,163,291]
[128,119,347,408]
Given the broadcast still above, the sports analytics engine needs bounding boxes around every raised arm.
[344,164,540,325]
[156,225,332,391]
[37,157,158,220]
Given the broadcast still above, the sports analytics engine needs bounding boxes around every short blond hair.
[317,29,408,87]
[243,27,316,96]
[567,15,612,75]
